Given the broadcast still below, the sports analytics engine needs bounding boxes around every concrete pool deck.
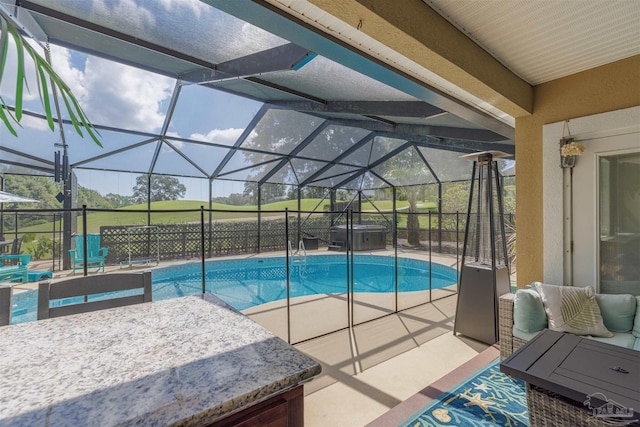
[276,287,492,426]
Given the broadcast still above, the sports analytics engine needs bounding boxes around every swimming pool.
[10,255,457,324]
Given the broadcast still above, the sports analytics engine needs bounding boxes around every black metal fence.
[0,207,515,271]
[3,206,516,344]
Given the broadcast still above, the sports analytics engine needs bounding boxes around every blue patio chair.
[70,234,108,274]
[0,253,30,283]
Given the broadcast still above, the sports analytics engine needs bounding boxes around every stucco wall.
[516,55,640,286]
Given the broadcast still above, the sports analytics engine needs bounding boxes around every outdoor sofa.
[499,282,640,361]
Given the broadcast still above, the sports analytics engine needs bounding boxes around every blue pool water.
[11,255,457,324]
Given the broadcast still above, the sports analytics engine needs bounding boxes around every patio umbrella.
[0,191,38,203]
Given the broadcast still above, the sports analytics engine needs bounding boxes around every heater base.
[454,263,511,345]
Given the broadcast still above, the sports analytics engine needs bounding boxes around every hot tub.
[330,225,387,251]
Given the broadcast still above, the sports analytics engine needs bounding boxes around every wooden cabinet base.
[208,385,304,427]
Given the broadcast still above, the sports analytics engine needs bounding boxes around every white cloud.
[0,39,42,103]
[189,128,247,146]
[20,114,51,131]
[165,131,183,149]
[91,0,156,26]
[82,56,174,132]
[47,45,175,133]
[162,137,184,150]
[50,46,87,101]
[2,39,174,138]
[157,0,210,18]
[50,4,181,133]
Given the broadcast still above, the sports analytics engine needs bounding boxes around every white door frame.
[542,106,640,287]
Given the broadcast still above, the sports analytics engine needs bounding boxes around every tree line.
[4,174,186,211]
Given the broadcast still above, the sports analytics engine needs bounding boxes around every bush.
[28,236,58,260]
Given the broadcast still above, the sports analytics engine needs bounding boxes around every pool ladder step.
[288,240,307,261]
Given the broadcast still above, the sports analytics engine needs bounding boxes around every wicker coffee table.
[501,329,640,427]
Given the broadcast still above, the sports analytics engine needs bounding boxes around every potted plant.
[560,139,584,168]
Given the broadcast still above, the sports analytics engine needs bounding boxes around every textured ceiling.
[423,0,640,85]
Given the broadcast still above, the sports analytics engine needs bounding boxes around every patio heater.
[454,151,511,345]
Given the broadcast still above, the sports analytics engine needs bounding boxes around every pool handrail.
[288,240,307,261]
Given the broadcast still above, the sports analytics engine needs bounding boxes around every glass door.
[599,151,640,295]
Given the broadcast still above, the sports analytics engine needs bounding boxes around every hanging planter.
[559,121,584,168]
[561,154,578,168]
[560,141,584,168]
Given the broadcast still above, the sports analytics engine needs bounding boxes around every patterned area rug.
[400,359,528,426]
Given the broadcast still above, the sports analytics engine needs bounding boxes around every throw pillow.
[514,288,547,333]
[533,282,612,337]
[595,294,636,333]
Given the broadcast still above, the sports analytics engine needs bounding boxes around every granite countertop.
[0,293,321,426]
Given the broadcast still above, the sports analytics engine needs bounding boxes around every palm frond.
[0,16,8,87]
[0,95,19,136]
[0,11,101,146]
[7,21,24,121]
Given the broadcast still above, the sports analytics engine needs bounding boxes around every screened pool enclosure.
[0,0,515,341]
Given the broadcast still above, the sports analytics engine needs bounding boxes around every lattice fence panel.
[99,211,406,264]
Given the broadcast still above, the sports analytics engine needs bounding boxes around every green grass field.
[15,199,437,234]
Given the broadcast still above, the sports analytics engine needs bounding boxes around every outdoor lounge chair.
[37,271,152,319]
[0,254,30,283]
[69,234,108,274]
